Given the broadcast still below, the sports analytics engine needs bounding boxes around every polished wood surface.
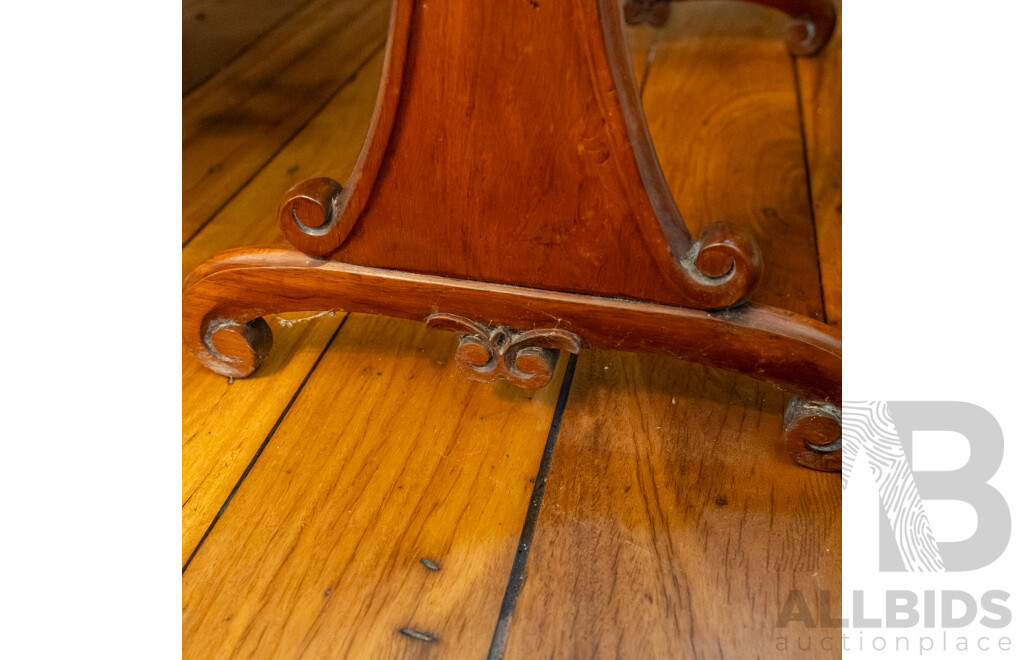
[500,9,840,653]
[183,0,841,656]
[502,351,841,658]
[183,247,839,401]
[182,318,342,564]
[182,52,386,562]
[798,1,842,327]
[643,3,823,319]
[183,0,840,463]
[183,315,570,658]
[183,50,385,276]
[275,0,764,311]
[182,0,310,94]
[625,0,835,56]
[182,0,389,243]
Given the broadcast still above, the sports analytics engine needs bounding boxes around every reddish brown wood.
[424,313,581,390]
[182,0,842,470]
[279,0,762,311]
[277,177,347,254]
[200,317,273,380]
[624,0,836,56]
[183,247,840,405]
[785,397,842,471]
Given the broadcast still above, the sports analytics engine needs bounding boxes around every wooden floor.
[182,1,842,658]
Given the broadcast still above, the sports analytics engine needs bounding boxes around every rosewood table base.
[182,0,841,472]
[184,248,842,471]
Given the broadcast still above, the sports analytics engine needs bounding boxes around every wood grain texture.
[182,0,390,243]
[183,314,569,659]
[182,51,384,565]
[293,0,762,310]
[424,313,582,390]
[643,2,824,319]
[797,1,841,327]
[182,248,840,401]
[182,0,310,94]
[182,1,841,655]
[626,0,836,56]
[502,350,842,659]
[182,317,341,564]
[499,7,841,655]
[182,0,840,427]
[183,49,385,277]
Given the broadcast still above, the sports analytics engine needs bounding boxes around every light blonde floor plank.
[183,315,568,658]
[183,320,341,565]
[182,52,384,564]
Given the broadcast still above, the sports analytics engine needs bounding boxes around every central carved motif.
[425,313,582,390]
[181,0,841,471]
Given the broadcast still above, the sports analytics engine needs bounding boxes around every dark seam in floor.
[182,314,349,573]
[485,352,578,660]
[790,55,829,324]
[182,41,386,249]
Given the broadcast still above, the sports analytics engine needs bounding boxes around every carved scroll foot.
[185,247,839,397]
[784,397,841,472]
[425,313,581,390]
[185,247,840,475]
[196,317,273,379]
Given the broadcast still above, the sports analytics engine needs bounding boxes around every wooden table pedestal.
[183,0,841,471]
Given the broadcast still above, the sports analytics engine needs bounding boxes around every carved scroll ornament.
[425,313,582,390]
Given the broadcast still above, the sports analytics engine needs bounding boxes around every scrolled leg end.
[784,396,841,472]
[195,317,274,379]
[784,2,837,57]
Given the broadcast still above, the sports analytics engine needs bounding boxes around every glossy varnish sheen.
[182,51,386,563]
[798,0,843,327]
[183,0,841,468]
[503,8,840,653]
[503,350,841,658]
[183,315,570,658]
[182,0,841,656]
[182,0,390,243]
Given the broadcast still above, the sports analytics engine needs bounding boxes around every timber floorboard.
[182,315,571,658]
[183,1,841,657]
[182,0,391,243]
[182,51,386,563]
[797,1,843,328]
[500,6,840,658]
[182,0,311,95]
